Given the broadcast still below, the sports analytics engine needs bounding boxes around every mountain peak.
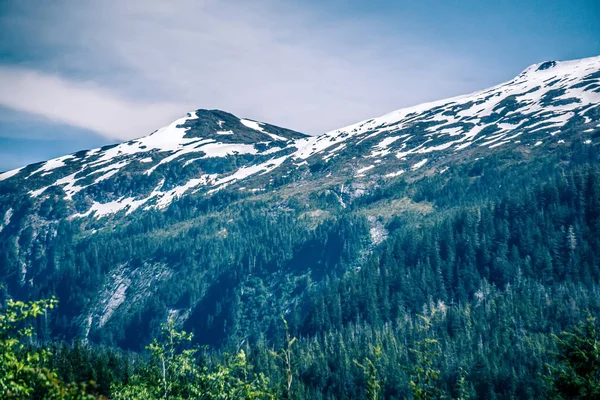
[179,109,308,143]
[536,60,557,71]
[0,109,311,216]
[143,109,306,151]
[1,55,598,219]
[518,54,600,77]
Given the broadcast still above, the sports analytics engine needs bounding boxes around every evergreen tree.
[546,316,600,399]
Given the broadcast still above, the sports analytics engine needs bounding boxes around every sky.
[0,0,598,171]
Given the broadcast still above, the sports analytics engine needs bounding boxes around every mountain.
[1,56,599,220]
[1,56,600,398]
[0,109,309,217]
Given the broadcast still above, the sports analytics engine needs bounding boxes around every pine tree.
[546,316,600,399]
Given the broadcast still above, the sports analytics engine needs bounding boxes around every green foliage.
[353,345,383,400]
[2,144,600,399]
[407,315,446,400]
[454,368,474,400]
[0,297,94,399]
[112,318,275,399]
[546,316,600,399]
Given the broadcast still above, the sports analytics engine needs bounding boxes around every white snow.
[197,142,258,158]
[93,169,121,183]
[72,152,293,218]
[183,157,202,167]
[411,159,429,170]
[0,167,24,181]
[240,118,265,132]
[144,139,260,175]
[55,173,87,200]
[240,118,288,141]
[355,165,375,176]
[85,148,101,158]
[297,55,600,163]
[292,136,333,159]
[212,155,289,189]
[29,155,75,177]
[91,161,130,183]
[13,56,600,220]
[488,141,509,148]
[87,111,201,168]
[264,132,288,141]
[369,136,403,157]
[384,170,405,178]
[0,207,13,233]
[323,143,347,162]
[72,197,142,219]
[154,174,218,208]
[29,186,49,197]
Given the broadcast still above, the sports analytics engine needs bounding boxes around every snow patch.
[240,118,265,132]
[264,132,288,141]
[355,165,375,176]
[411,159,428,170]
[0,166,24,181]
[29,155,75,177]
[72,197,142,219]
[0,208,13,233]
[385,170,405,178]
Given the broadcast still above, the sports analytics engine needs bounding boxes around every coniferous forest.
[1,141,600,399]
[2,1,600,398]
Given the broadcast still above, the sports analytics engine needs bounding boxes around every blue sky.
[0,0,598,171]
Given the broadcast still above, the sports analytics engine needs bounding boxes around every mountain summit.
[1,55,599,219]
[1,57,600,393]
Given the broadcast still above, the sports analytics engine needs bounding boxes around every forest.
[1,143,600,399]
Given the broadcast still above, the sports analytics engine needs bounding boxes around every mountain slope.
[0,109,309,217]
[304,56,600,169]
[0,55,599,353]
[1,56,599,221]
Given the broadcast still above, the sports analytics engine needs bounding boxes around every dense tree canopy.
[1,143,600,398]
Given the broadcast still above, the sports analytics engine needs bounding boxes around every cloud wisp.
[0,0,486,140]
[0,66,188,140]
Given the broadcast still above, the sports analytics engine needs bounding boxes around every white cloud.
[0,66,188,140]
[0,0,488,140]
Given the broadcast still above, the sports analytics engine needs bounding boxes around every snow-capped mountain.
[1,55,600,350]
[0,110,309,218]
[1,56,599,220]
